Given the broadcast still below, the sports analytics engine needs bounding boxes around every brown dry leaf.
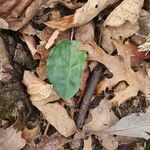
[23,71,76,137]
[101,0,144,54]
[22,127,38,141]
[0,0,47,31]
[84,40,150,105]
[45,0,119,31]
[0,126,26,150]
[75,21,95,44]
[37,132,68,150]
[83,136,92,150]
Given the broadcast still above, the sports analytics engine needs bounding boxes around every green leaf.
[47,40,87,100]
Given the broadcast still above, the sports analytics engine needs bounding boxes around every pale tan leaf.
[45,0,119,31]
[101,0,144,53]
[23,71,76,137]
[101,23,139,54]
[106,107,150,140]
[98,134,118,150]
[83,136,92,150]
[104,0,144,27]
[38,103,77,137]
[75,21,94,43]
[84,100,118,132]
[23,34,37,57]
[45,29,60,49]
[23,71,58,103]
[0,126,26,150]
[84,40,149,105]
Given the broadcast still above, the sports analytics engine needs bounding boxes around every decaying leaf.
[45,0,119,31]
[84,100,118,132]
[0,0,47,31]
[106,107,150,140]
[98,134,118,150]
[83,100,118,150]
[75,21,95,43]
[0,126,26,150]
[84,40,150,105]
[22,127,38,141]
[23,71,76,137]
[37,132,68,150]
[47,40,87,100]
[101,0,144,53]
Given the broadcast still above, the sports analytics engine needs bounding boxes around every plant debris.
[0,0,150,149]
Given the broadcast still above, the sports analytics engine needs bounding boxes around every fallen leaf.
[23,71,58,104]
[84,40,150,105]
[0,126,26,150]
[83,136,92,150]
[22,127,38,141]
[0,0,47,31]
[98,134,118,150]
[37,132,68,150]
[101,0,144,53]
[106,107,150,140]
[47,40,87,99]
[45,0,119,31]
[84,100,118,132]
[83,99,118,150]
[75,21,95,43]
[23,71,76,137]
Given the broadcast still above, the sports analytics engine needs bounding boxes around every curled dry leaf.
[0,0,47,31]
[106,107,150,140]
[101,0,144,53]
[23,71,76,137]
[45,0,119,31]
[84,40,150,105]
[0,126,26,150]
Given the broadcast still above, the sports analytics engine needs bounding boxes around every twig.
[76,63,104,128]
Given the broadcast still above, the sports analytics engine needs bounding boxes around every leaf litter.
[0,0,150,149]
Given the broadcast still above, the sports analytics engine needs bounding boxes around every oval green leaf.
[47,40,87,100]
